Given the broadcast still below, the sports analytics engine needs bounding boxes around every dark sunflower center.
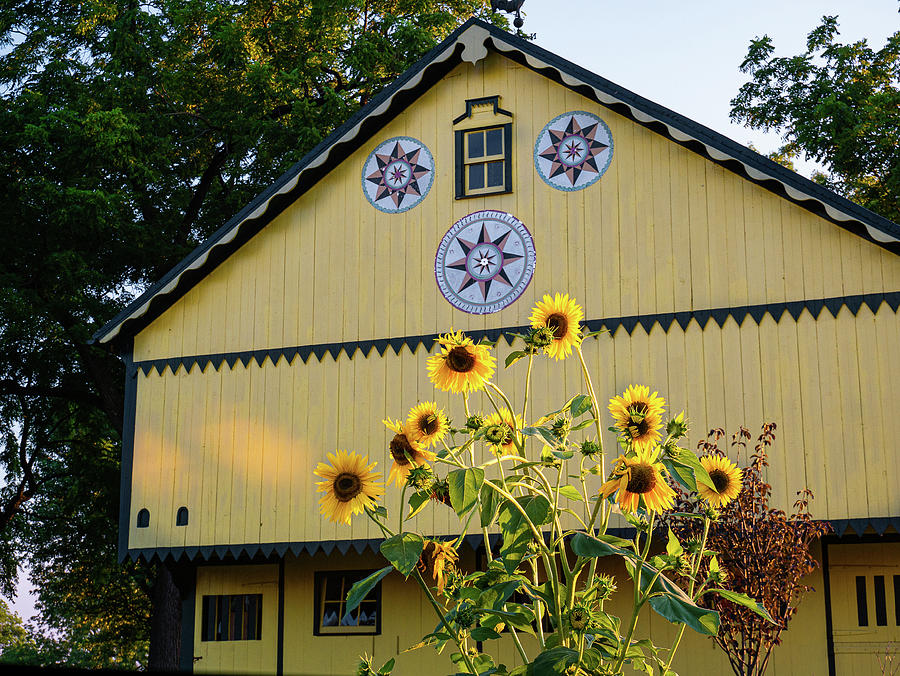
[447,346,476,373]
[709,468,730,493]
[627,403,650,437]
[546,313,569,339]
[390,434,415,466]
[420,414,439,436]
[626,463,656,494]
[333,473,362,502]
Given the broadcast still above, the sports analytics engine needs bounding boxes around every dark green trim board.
[93,18,900,348]
[118,350,138,563]
[180,569,196,672]
[821,540,836,676]
[132,291,900,377]
[276,558,285,676]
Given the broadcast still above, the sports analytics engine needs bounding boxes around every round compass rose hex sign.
[534,111,613,191]
[361,136,434,213]
[435,210,536,315]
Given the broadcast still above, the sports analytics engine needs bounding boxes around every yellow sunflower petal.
[529,293,584,360]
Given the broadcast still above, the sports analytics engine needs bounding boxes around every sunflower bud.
[465,414,487,432]
[406,465,434,491]
[565,665,579,675]
[525,326,555,350]
[594,574,617,601]
[430,479,452,506]
[455,607,475,630]
[579,439,601,459]
[709,568,728,584]
[550,413,572,442]
[676,554,693,577]
[568,605,592,632]
[527,539,543,554]
[485,424,511,445]
[666,412,689,439]
[704,505,721,521]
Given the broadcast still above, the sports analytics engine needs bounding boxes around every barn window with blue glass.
[314,570,381,635]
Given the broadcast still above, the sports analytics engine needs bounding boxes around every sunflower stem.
[575,344,607,521]
[662,514,712,674]
[522,350,534,428]
[612,513,655,674]
[411,567,478,675]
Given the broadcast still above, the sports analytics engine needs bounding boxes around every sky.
[5,0,898,626]
[524,0,899,176]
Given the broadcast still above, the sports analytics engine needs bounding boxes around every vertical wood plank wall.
[127,303,900,551]
[198,548,833,676]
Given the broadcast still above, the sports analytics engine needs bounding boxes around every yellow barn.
[94,19,900,676]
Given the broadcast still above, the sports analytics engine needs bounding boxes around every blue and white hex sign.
[362,136,434,213]
[534,111,613,191]
[435,210,536,315]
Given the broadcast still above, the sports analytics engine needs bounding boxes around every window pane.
[201,596,215,642]
[856,576,868,626]
[321,601,341,627]
[486,161,504,187]
[230,596,243,640]
[486,128,503,156]
[246,595,258,640]
[467,131,484,159]
[216,596,228,641]
[874,575,887,626]
[468,164,485,190]
[324,574,342,601]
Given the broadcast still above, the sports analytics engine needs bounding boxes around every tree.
[0,1,509,667]
[731,14,900,223]
[665,425,831,676]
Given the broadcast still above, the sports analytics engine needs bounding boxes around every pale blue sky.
[525,0,899,175]
[6,0,898,625]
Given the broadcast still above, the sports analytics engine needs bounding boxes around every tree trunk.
[149,564,182,670]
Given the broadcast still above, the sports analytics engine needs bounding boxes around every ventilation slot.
[176,506,189,527]
[136,508,150,528]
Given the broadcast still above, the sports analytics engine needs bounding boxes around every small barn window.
[313,570,381,635]
[136,508,150,528]
[176,506,189,527]
[873,575,887,626]
[453,96,513,199]
[895,575,900,625]
[856,575,868,626]
[201,594,262,641]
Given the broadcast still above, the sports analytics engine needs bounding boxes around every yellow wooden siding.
[129,302,899,551]
[828,542,900,674]
[193,564,279,674]
[132,51,900,362]
[276,548,828,676]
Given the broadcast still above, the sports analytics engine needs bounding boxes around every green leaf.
[448,467,485,517]
[497,496,551,572]
[344,566,392,615]
[377,657,395,675]
[570,532,634,559]
[674,449,715,490]
[479,482,499,527]
[570,418,595,431]
[569,394,593,417]
[505,350,527,368]
[532,646,578,675]
[648,592,720,636]
[556,485,583,502]
[551,448,574,460]
[706,588,775,623]
[380,533,425,576]
[666,528,684,556]
[521,426,558,448]
[407,490,431,520]
[470,626,502,641]
[661,458,697,492]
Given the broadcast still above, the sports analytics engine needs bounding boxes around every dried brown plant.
[664,423,832,676]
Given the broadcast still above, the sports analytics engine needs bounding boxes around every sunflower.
[427,330,496,393]
[600,446,675,514]
[383,418,436,487]
[529,293,584,360]
[314,450,384,524]
[608,385,666,452]
[418,540,458,594]
[484,407,523,456]
[407,402,450,448]
[697,454,743,507]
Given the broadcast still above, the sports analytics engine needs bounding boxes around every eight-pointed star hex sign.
[534,111,613,191]
[435,210,536,314]
[361,136,434,213]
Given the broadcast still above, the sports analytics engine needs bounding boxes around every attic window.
[136,508,150,528]
[176,506,189,527]
[454,96,512,199]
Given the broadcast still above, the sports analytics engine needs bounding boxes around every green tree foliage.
[731,14,900,223]
[0,0,508,665]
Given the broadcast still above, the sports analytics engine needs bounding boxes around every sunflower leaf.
[674,449,716,490]
[479,482,498,527]
[407,490,431,520]
[380,533,425,576]
[505,350,527,368]
[705,588,775,623]
[556,485,583,502]
[344,566,392,615]
[570,394,593,417]
[448,468,485,517]
[570,418,596,431]
[666,528,684,557]
[662,458,696,492]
